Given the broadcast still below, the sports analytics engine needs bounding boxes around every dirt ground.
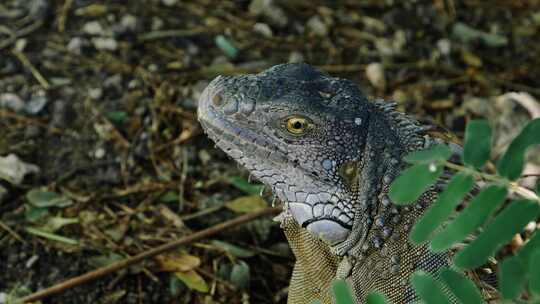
[1,0,539,303]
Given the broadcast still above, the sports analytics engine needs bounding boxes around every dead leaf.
[175,270,209,293]
[225,195,267,213]
[156,252,201,272]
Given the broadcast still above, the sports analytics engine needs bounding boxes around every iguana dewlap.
[197,63,455,303]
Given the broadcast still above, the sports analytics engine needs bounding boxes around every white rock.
[83,21,104,35]
[365,62,386,90]
[0,93,25,112]
[0,154,40,185]
[92,37,118,51]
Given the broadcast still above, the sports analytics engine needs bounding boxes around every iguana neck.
[332,102,425,257]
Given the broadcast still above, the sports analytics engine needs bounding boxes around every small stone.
[83,21,104,35]
[365,62,386,90]
[0,93,25,112]
[94,148,106,159]
[288,51,304,63]
[88,88,103,100]
[253,22,273,38]
[437,38,451,56]
[25,91,48,114]
[92,37,118,50]
[67,37,84,54]
[0,154,40,185]
[118,14,137,33]
[354,118,362,125]
[306,15,328,36]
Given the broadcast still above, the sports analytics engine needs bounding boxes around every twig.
[445,161,540,203]
[16,207,281,303]
[11,49,51,90]
[0,19,44,51]
[57,0,73,33]
[0,220,25,243]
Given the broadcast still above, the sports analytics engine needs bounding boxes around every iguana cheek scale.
[198,63,456,303]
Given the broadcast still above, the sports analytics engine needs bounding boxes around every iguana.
[197,63,466,303]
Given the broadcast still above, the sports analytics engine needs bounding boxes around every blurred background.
[1,0,539,303]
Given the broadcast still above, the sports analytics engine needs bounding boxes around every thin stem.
[444,161,540,203]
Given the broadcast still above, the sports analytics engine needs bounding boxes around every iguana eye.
[285,116,310,135]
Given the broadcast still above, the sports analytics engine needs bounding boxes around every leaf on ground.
[41,216,79,232]
[156,252,201,272]
[439,268,483,304]
[230,261,250,289]
[410,173,474,244]
[404,144,452,164]
[430,185,507,252]
[332,280,355,304]
[454,200,540,269]
[529,250,540,296]
[24,205,50,223]
[228,176,264,195]
[410,271,451,304]
[389,163,444,205]
[497,118,540,180]
[366,292,388,304]
[26,189,73,208]
[210,240,255,258]
[25,227,78,245]
[225,195,267,213]
[499,256,527,299]
[463,120,492,168]
[159,191,179,203]
[175,270,209,293]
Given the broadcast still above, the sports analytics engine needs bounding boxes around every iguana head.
[198,63,374,246]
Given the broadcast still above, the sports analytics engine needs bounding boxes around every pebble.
[92,37,118,51]
[288,51,304,63]
[67,37,84,54]
[253,22,273,38]
[120,14,137,32]
[88,87,103,100]
[83,21,104,35]
[365,62,386,90]
[0,93,25,112]
[306,16,328,36]
[94,148,106,159]
[25,91,48,114]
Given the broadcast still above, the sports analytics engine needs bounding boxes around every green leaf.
[516,231,540,268]
[228,176,265,195]
[404,144,452,164]
[389,163,444,205]
[25,227,78,245]
[210,240,255,258]
[174,270,209,293]
[230,261,250,289]
[499,256,527,299]
[439,268,483,304]
[410,173,474,244]
[536,179,540,195]
[26,189,73,208]
[529,250,540,296]
[410,271,451,304]
[105,111,128,123]
[332,280,355,304]
[497,118,540,180]
[160,191,179,203]
[366,292,388,304]
[430,185,508,252]
[454,200,540,269]
[463,120,492,168]
[24,205,50,222]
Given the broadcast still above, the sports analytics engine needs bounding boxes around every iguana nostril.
[212,93,223,106]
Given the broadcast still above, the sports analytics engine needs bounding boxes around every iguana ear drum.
[339,160,360,192]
